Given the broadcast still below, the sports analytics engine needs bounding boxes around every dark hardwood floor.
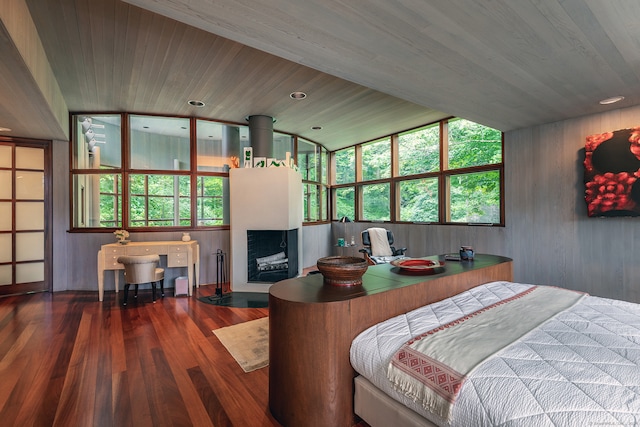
[0,285,279,427]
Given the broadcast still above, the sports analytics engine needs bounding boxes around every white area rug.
[212,317,269,373]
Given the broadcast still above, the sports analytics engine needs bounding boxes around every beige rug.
[212,317,269,373]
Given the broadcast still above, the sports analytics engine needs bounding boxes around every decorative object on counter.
[243,147,253,168]
[181,232,191,242]
[316,256,368,286]
[254,157,266,168]
[390,258,445,274]
[337,238,345,247]
[459,246,474,260]
[113,229,129,244]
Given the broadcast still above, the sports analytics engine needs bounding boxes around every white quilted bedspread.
[349,281,640,426]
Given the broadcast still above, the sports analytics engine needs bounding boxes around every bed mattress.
[349,281,640,426]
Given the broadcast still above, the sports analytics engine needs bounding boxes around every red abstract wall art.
[584,127,640,217]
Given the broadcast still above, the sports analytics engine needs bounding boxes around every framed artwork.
[584,126,640,216]
[243,147,253,168]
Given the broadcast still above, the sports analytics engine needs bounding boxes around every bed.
[350,280,640,426]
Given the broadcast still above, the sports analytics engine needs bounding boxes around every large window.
[298,138,328,222]
[331,118,503,225]
[71,114,328,230]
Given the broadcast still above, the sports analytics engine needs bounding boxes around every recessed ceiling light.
[599,96,625,105]
[188,100,205,107]
[0,127,11,132]
[290,91,307,100]
[311,126,322,130]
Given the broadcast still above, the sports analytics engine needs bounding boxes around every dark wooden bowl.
[316,256,368,286]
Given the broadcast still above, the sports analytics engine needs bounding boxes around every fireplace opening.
[247,229,298,283]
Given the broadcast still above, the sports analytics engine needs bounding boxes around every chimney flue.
[247,115,275,158]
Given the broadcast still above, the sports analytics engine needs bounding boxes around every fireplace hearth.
[247,229,298,283]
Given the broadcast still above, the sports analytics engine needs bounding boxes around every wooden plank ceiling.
[2,0,640,150]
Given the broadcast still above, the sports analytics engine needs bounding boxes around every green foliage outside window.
[197,176,226,226]
[334,148,355,184]
[362,139,390,181]
[449,171,500,223]
[399,178,438,222]
[399,124,439,175]
[362,183,390,221]
[448,119,502,169]
[335,187,355,220]
[129,174,191,227]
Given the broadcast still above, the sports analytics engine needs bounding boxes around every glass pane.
[130,115,190,170]
[334,187,354,220]
[0,203,10,230]
[320,186,328,221]
[334,148,355,184]
[73,115,122,169]
[320,147,328,184]
[303,184,319,221]
[129,174,191,227]
[0,145,11,167]
[273,132,294,161]
[0,233,11,262]
[0,265,11,285]
[16,202,44,230]
[298,139,317,181]
[0,171,11,199]
[15,147,43,170]
[16,262,44,283]
[196,176,228,226]
[399,178,439,222]
[16,232,44,261]
[362,138,390,181]
[16,171,43,199]
[73,174,121,228]
[196,120,249,171]
[448,118,502,169]
[362,183,390,221]
[448,170,501,223]
[399,123,440,175]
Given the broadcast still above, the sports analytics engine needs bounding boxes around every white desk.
[97,240,200,301]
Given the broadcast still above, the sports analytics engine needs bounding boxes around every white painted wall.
[229,167,303,292]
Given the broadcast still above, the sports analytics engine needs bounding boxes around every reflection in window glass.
[273,132,294,161]
[362,183,390,221]
[334,187,354,220]
[448,170,500,223]
[72,115,121,169]
[298,139,317,181]
[334,148,355,184]
[196,120,249,172]
[303,184,319,221]
[399,124,439,175]
[129,174,191,227]
[399,178,438,222]
[72,174,121,228]
[129,115,190,170]
[196,176,228,225]
[448,118,502,169]
[362,138,390,181]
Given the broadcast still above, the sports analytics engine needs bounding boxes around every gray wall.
[52,104,640,303]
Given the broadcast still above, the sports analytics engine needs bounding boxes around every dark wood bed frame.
[268,254,513,427]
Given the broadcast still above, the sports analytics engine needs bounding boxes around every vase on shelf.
[181,233,191,242]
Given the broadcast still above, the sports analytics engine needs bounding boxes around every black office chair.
[359,228,406,265]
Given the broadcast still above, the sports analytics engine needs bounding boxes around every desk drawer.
[127,245,168,256]
[169,245,191,254]
[104,247,127,269]
[168,252,188,267]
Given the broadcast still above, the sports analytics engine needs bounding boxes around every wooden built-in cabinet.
[268,254,513,427]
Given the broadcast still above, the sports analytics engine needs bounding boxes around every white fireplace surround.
[229,167,303,292]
